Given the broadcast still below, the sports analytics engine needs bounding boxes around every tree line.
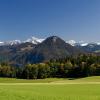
[0,54,100,79]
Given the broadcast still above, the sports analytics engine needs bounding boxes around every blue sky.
[0,0,100,42]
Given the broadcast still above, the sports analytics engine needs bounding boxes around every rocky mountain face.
[0,36,99,65]
[0,36,84,64]
[0,36,100,54]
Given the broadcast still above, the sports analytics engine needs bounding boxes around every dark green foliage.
[22,64,38,79]
[37,64,50,79]
[0,65,16,78]
[0,54,100,79]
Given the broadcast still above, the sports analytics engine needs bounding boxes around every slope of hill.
[0,42,36,63]
[12,36,84,64]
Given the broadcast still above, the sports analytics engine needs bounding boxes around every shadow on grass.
[67,76,89,80]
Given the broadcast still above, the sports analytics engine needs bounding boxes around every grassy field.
[0,78,63,83]
[0,76,100,100]
[0,76,100,83]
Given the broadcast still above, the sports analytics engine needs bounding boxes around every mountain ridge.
[0,36,100,46]
[10,36,84,64]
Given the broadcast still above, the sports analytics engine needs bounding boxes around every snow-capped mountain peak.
[0,36,45,46]
[0,41,4,46]
[78,41,88,46]
[66,40,88,46]
[4,40,21,46]
[80,43,88,46]
[66,40,76,46]
[25,36,45,44]
[97,43,100,45]
[0,37,100,47]
[66,40,89,47]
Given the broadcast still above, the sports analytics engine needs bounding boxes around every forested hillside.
[0,54,99,79]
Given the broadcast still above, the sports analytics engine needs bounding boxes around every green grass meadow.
[0,76,100,100]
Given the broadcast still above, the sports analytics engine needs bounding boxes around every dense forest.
[0,54,100,79]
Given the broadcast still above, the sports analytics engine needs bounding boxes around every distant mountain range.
[0,36,84,64]
[66,40,100,53]
[0,36,99,65]
[66,40,100,46]
[0,36,44,46]
[0,36,100,47]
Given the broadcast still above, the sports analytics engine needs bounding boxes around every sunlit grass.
[0,76,100,83]
[0,76,100,100]
[0,84,100,100]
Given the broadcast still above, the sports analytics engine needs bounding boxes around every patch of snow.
[66,40,76,46]
[0,41,4,46]
[97,43,100,45]
[80,43,88,46]
[25,36,45,44]
[5,40,21,45]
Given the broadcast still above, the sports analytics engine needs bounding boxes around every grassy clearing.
[0,84,100,100]
[51,76,100,83]
[0,76,100,83]
[0,78,68,83]
[0,76,100,100]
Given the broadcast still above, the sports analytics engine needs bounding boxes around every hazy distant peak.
[66,40,76,46]
[25,36,45,44]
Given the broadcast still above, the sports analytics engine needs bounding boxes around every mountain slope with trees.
[12,36,84,64]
